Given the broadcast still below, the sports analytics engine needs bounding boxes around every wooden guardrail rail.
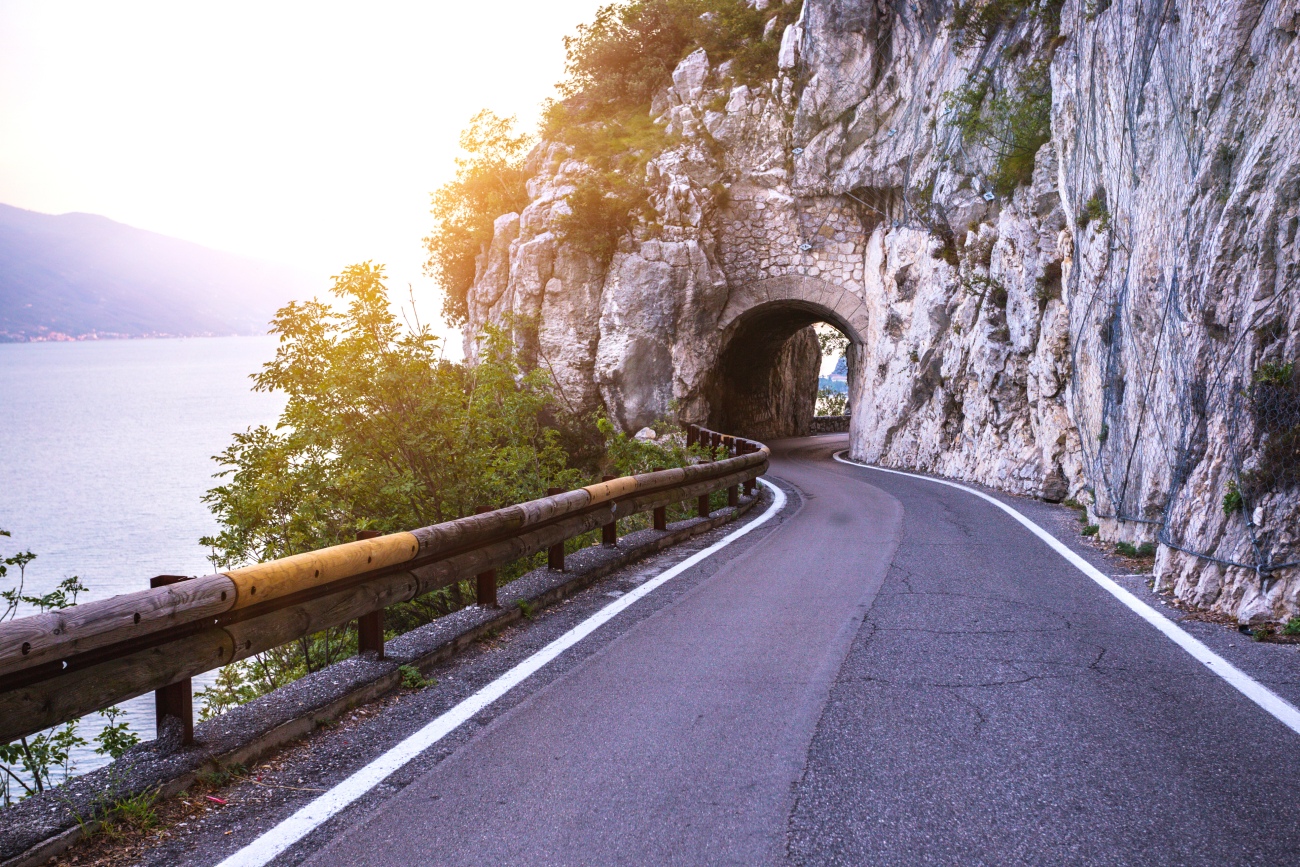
[0,425,767,746]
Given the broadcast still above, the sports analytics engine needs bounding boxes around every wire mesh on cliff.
[1063,0,1299,584]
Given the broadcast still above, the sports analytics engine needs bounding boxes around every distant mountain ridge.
[0,203,313,341]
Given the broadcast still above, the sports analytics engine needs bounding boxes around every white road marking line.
[832,450,1300,736]
[214,479,787,867]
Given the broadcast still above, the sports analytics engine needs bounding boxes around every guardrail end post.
[547,487,567,570]
[601,475,618,546]
[474,506,499,608]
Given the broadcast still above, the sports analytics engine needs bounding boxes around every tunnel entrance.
[704,301,857,441]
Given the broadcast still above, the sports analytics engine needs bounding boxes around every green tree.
[202,262,582,567]
[424,111,533,326]
[556,0,796,120]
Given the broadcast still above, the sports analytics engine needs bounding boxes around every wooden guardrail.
[0,425,767,746]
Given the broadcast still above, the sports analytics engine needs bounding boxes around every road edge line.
[831,450,1300,737]
[213,479,788,867]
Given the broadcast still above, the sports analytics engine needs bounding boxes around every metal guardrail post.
[547,487,566,570]
[149,574,194,745]
[356,529,385,659]
[474,506,499,608]
[601,476,618,545]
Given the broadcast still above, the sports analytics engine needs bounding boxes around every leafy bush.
[1078,187,1110,230]
[1254,361,1296,387]
[424,111,532,326]
[596,415,717,477]
[1222,479,1244,515]
[1081,523,1100,536]
[1114,541,1156,558]
[399,665,431,690]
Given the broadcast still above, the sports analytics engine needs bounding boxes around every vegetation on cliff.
[425,0,798,317]
[423,111,533,326]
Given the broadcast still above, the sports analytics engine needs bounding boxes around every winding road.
[219,435,1300,866]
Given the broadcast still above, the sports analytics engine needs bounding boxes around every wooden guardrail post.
[547,487,566,570]
[474,506,499,608]
[743,443,758,495]
[685,424,697,447]
[601,476,618,546]
[652,468,668,531]
[355,530,385,659]
[149,574,194,745]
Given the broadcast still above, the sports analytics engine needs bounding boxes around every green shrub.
[399,665,431,690]
[1222,479,1243,515]
[202,263,582,566]
[1283,616,1300,637]
[1254,361,1295,387]
[946,59,1051,195]
[1081,523,1099,536]
[1114,541,1156,558]
[1078,187,1109,230]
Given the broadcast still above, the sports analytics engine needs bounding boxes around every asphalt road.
[294,436,1300,866]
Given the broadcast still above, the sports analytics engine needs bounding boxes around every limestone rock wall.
[464,0,1300,621]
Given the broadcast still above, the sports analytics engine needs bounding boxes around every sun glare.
[0,0,606,350]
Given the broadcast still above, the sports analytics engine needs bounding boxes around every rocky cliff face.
[465,0,1300,622]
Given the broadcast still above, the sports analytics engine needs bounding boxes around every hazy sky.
[0,0,605,340]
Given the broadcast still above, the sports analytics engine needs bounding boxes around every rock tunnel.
[702,277,869,441]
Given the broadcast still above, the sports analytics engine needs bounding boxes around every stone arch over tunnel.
[704,276,869,440]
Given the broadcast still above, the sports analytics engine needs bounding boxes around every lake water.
[0,336,284,779]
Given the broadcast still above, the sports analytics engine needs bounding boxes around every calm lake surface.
[0,336,284,777]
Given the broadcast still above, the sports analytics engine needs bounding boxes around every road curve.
[293,435,1300,866]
